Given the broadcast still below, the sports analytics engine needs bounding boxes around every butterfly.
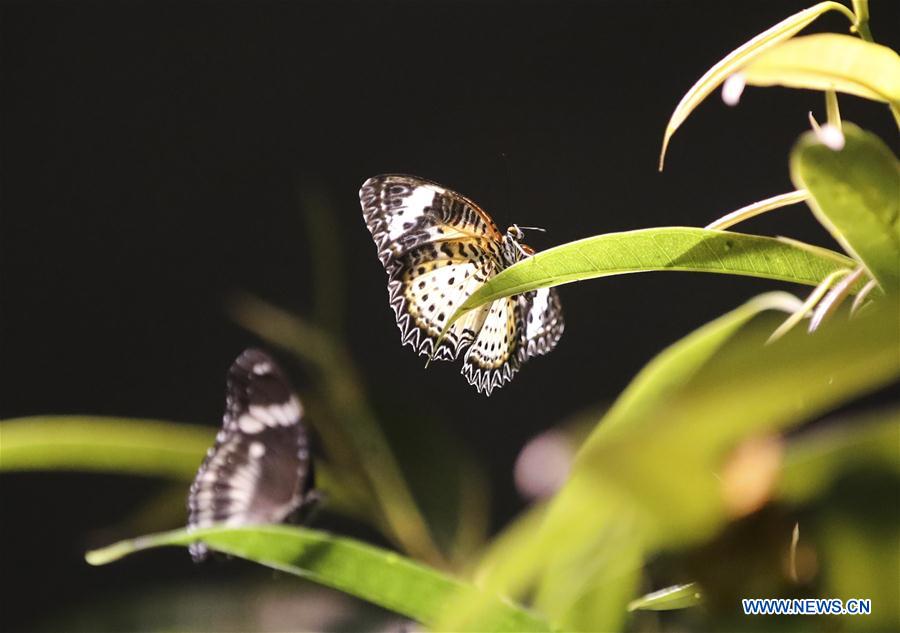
[187,348,318,561]
[360,174,564,396]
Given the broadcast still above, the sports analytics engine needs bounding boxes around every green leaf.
[0,416,361,520]
[86,525,552,633]
[447,228,856,327]
[658,1,855,169]
[790,122,900,291]
[627,583,703,612]
[0,416,211,479]
[742,34,900,105]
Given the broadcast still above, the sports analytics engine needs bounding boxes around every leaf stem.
[825,90,842,131]
[705,191,809,231]
[767,268,851,343]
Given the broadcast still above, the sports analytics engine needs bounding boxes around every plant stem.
[850,0,873,41]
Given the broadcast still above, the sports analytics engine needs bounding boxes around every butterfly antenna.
[518,225,547,232]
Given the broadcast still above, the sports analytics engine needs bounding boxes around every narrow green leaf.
[86,525,552,633]
[447,228,856,327]
[0,416,360,520]
[659,1,855,169]
[0,416,211,479]
[742,34,900,105]
[790,123,900,291]
[627,583,703,612]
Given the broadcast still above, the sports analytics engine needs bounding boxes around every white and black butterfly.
[360,174,564,396]
[187,348,317,561]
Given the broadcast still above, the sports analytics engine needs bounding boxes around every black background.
[1,1,897,630]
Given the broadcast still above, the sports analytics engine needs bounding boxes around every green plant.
[2,1,897,630]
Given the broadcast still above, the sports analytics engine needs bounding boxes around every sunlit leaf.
[447,227,855,327]
[86,525,552,633]
[790,122,900,291]
[742,34,900,105]
[658,1,855,169]
[627,583,703,612]
[704,190,809,231]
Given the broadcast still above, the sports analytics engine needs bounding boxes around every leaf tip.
[85,547,115,566]
[658,133,671,172]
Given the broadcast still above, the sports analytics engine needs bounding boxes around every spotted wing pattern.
[187,349,315,561]
[461,296,525,394]
[362,175,504,361]
[360,174,564,395]
[521,287,565,358]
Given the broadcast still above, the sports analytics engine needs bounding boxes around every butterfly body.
[361,174,564,395]
[187,349,317,561]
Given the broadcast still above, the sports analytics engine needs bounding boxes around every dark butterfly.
[360,174,564,395]
[187,348,317,561]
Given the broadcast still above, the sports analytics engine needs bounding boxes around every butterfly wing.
[521,287,565,358]
[461,288,564,395]
[187,349,314,561]
[360,174,502,276]
[362,175,504,360]
[461,296,527,396]
[361,174,564,394]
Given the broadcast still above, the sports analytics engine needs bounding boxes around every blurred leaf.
[597,292,801,435]
[448,293,801,629]
[627,583,703,612]
[231,295,446,566]
[575,294,898,546]
[658,1,855,169]
[533,514,642,632]
[86,525,552,633]
[790,122,900,291]
[456,293,898,631]
[376,406,491,563]
[447,228,856,327]
[0,416,211,479]
[742,34,900,105]
[777,408,900,503]
[819,511,899,631]
[0,416,361,521]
